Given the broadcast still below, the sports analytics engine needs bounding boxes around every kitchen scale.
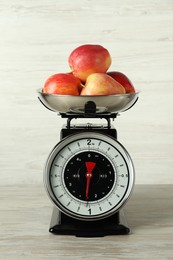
[37,89,139,237]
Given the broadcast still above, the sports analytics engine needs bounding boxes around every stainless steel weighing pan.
[37,88,139,113]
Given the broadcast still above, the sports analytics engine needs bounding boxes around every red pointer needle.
[85,162,96,200]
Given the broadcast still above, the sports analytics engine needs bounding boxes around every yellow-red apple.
[68,44,112,82]
[107,71,135,93]
[43,73,81,95]
[80,73,125,96]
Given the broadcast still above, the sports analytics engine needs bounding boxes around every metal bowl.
[37,88,139,113]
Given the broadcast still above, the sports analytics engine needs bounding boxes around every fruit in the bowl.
[68,44,112,82]
[43,73,81,95]
[80,73,125,96]
[107,71,135,93]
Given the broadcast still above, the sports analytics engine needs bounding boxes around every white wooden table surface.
[0,185,173,259]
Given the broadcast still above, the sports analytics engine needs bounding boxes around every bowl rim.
[37,88,140,98]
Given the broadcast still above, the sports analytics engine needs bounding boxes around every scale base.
[49,207,130,237]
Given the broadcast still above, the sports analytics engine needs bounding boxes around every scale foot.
[49,207,130,237]
[49,223,129,237]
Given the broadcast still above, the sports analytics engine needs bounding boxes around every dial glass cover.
[44,132,134,221]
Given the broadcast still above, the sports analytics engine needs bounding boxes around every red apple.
[80,73,125,96]
[68,44,112,82]
[107,71,135,93]
[43,73,81,95]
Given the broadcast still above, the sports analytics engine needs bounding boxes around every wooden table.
[0,185,172,259]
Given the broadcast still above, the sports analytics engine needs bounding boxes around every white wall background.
[0,0,173,185]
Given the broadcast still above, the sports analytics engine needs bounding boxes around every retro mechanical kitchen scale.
[37,89,139,237]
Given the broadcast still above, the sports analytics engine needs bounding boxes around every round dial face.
[44,132,135,221]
